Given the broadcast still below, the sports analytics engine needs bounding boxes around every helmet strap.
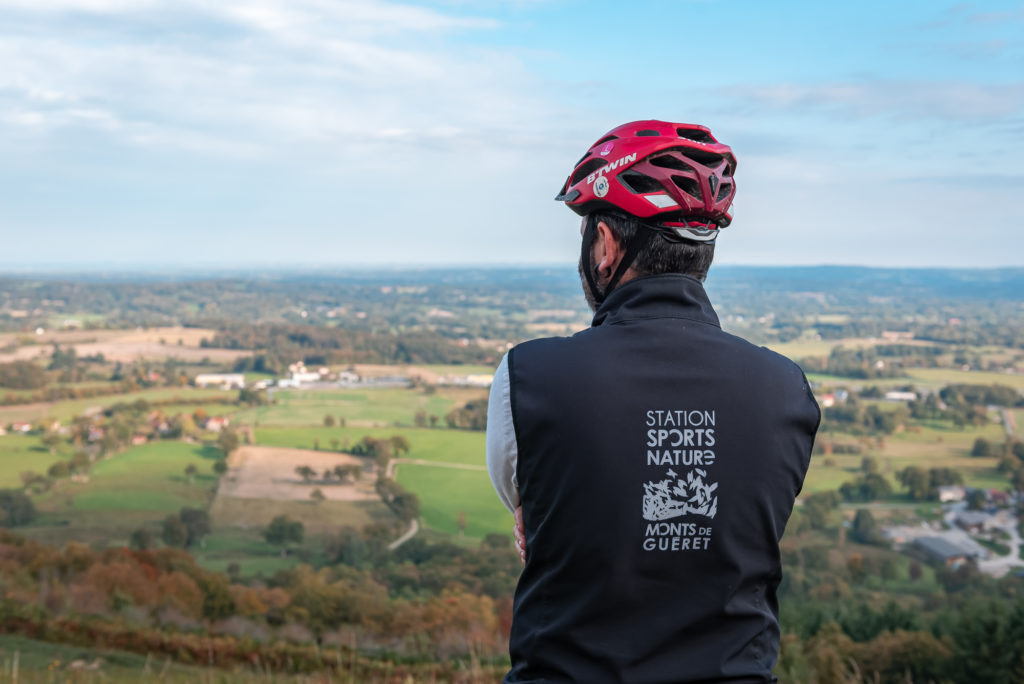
[581,214,653,307]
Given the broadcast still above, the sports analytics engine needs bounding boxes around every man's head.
[556,120,736,310]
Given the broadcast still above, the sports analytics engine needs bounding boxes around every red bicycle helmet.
[555,120,736,243]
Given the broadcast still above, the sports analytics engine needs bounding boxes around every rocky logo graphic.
[642,409,718,551]
[642,467,718,521]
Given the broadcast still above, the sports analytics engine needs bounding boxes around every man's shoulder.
[715,328,811,385]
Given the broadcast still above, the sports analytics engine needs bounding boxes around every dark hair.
[593,211,715,282]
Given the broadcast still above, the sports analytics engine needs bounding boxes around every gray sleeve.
[486,352,520,514]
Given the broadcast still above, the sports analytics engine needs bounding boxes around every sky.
[1,0,1022,269]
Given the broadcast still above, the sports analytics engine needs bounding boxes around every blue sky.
[1,0,1022,268]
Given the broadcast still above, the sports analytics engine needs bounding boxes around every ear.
[594,220,624,277]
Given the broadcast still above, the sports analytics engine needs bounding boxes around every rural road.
[388,519,420,551]
[386,458,487,479]
[1001,407,1016,437]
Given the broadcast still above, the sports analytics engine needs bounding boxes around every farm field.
[254,425,486,466]
[801,419,1010,497]
[0,387,234,425]
[393,463,508,539]
[0,432,75,488]
[19,441,219,548]
[235,386,486,427]
[0,326,250,364]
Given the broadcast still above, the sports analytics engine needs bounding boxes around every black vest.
[506,274,819,684]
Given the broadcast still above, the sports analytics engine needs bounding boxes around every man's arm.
[486,352,520,514]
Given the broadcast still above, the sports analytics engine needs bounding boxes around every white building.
[195,373,246,389]
[884,390,917,402]
[937,485,966,502]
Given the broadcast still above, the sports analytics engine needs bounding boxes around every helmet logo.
[594,175,610,198]
[708,173,719,197]
[598,142,615,156]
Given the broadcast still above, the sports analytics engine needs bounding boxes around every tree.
[323,414,336,427]
[337,415,346,427]
[263,515,304,557]
[967,488,987,510]
[847,554,865,583]
[851,509,885,546]
[898,466,931,501]
[329,438,340,451]
[310,488,325,504]
[295,465,316,483]
[909,560,923,582]
[457,511,467,536]
[213,459,228,475]
[334,464,360,482]
[391,492,420,522]
[414,410,427,428]
[390,435,410,456]
[179,507,211,547]
[41,431,62,455]
[0,489,36,526]
[971,437,991,458]
[217,429,240,458]
[47,461,70,478]
[161,515,188,547]
[860,456,879,474]
[129,527,154,551]
[184,463,198,485]
[803,491,841,530]
[839,473,892,503]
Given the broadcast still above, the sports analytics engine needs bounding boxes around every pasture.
[0,432,75,487]
[19,441,218,548]
[802,418,1011,497]
[235,386,486,428]
[393,464,508,539]
[253,426,486,466]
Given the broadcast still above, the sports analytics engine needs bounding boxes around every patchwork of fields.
[0,344,1021,576]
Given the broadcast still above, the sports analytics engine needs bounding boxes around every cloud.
[717,80,1024,123]
[0,0,536,161]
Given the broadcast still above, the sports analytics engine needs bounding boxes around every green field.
[903,367,1024,391]
[254,426,486,465]
[44,387,234,422]
[254,424,501,539]
[235,386,484,427]
[20,441,219,548]
[0,433,76,488]
[803,419,1012,497]
[394,464,508,539]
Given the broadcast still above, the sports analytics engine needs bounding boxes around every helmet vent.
[677,127,715,144]
[594,135,619,146]
[716,182,732,201]
[649,155,693,172]
[682,148,725,167]
[671,175,703,200]
[618,170,664,194]
[636,129,661,136]
[570,158,611,186]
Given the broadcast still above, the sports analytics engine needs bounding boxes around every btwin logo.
[586,153,637,184]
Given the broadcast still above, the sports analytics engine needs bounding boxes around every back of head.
[556,120,737,285]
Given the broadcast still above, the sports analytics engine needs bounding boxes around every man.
[486,120,820,683]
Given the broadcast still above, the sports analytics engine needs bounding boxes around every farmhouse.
[195,373,245,389]
[914,536,981,568]
[937,485,966,503]
[205,417,230,432]
[954,510,995,534]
